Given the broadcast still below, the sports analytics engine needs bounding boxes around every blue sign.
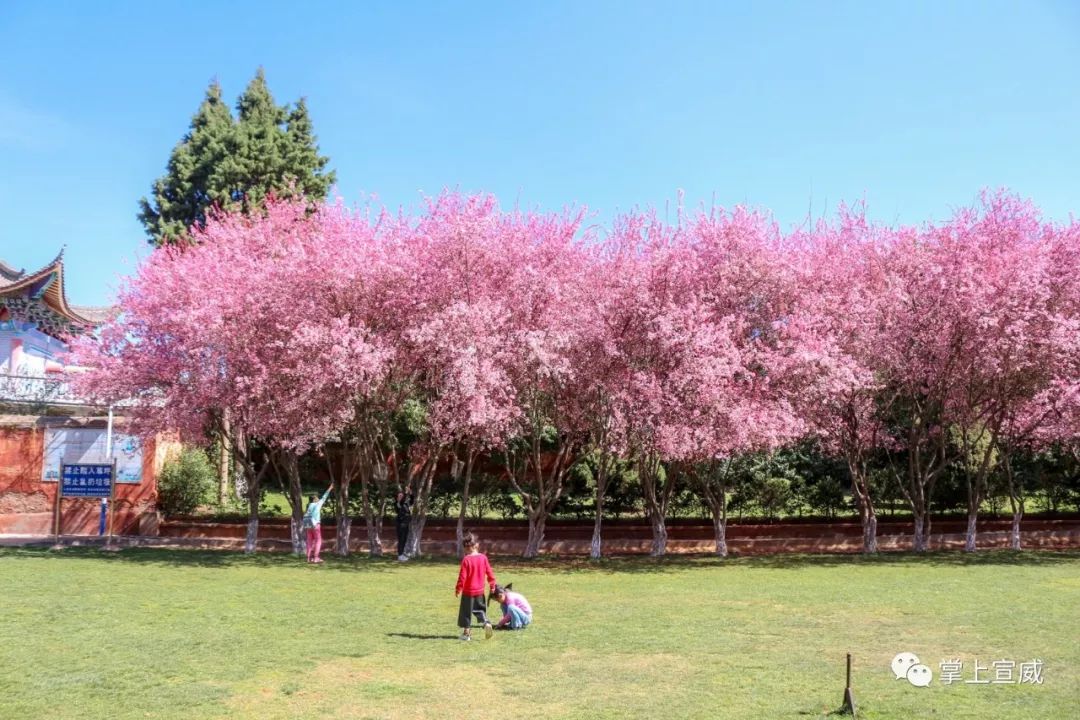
[61,463,113,498]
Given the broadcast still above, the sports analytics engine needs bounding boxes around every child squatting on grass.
[302,484,333,563]
[454,531,497,641]
[491,583,532,630]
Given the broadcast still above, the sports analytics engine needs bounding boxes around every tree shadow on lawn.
[731,548,1080,570]
[0,546,401,573]
[486,549,1080,575]
[3,546,1077,575]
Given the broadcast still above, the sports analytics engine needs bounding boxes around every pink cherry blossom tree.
[379,193,522,557]
[71,200,390,554]
[565,236,636,559]
[945,196,1080,549]
[867,221,969,552]
[869,193,1080,551]
[791,209,894,553]
[677,207,814,556]
[598,206,810,556]
[495,206,594,559]
[72,182,1080,562]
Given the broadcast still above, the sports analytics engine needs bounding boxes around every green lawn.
[1,548,1078,719]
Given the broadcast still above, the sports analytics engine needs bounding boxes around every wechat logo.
[892,652,932,687]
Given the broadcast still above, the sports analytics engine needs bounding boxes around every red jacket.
[455,553,496,596]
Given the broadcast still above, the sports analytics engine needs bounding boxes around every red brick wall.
[0,423,168,536]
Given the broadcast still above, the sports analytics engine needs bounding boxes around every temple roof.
[0,259,24,282]
[0,250,114,337]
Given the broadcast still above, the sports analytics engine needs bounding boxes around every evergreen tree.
[138,81,234,245]
[139,69,335,246]
[285,99,334,199]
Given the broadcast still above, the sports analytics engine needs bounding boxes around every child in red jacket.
[454,531,497,641]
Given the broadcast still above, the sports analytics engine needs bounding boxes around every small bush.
[157,448,215,516]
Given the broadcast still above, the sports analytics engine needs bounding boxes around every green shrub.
[157,448,215,516]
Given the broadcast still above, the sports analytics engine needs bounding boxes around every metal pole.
[105,405,114,459]
[106,406,116,547]
[107,459,116,545]
[53,462,64,542]
[842,653,857,716]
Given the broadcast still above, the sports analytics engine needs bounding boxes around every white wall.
[0,326,67,376]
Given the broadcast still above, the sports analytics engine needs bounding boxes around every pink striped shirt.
[501,590,532,619]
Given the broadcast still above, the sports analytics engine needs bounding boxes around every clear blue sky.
[2,1,1078,307]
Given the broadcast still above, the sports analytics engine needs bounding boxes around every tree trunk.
[272,451,305,557]
[1010,505,1023,550]
[365,515,383,557]
[1005,457,1023,551]
[589,450,613,560]
[648,511,668,557]
[336,513,352,556]
[405,512,427,557]
[852,479,878,554]
[335,481,352,558]
[961,425,998,554]
[505,437,577,560]
[524,511,546,559]
[862,509,877,554]
[711,504,728,558]
[335,463,352,556]
[217,409,231,505]
[245,487,259,554]
[904,472,932,552]
[590,493,605,560]
[912,512,928,552]
[454,451,475,559]
[639,456,672,557]
[519,495,554,559]
[287,462,305,557]
[358,446,386,558]
[326,442,357,557]
[360,471,383,558]
[896,414,947,554]
[234,463,247,504]
[404,454,440,558]
[964,503,978,553]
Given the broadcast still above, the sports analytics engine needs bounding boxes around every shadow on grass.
[2,546,1078,575]
[0,546,402,572]
[486,548,1080,575]
[385,632,460,641]
[727,549,1080,570]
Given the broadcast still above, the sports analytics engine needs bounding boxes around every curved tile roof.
[0,259,24,282]
[0,250,113,335]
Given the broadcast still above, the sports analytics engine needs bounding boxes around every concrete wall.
[0,327,67,375]
[0,416,173,536]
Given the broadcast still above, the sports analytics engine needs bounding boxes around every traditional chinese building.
[0,252,111,378]
[0,252,171,538]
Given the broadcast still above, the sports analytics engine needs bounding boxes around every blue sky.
[2,1,1079,307]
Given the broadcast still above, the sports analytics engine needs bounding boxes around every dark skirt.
[457,593,488,628]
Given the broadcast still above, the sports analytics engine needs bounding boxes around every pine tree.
[138,81,234,245]
[139,69,335,246]
[285,99,334,200]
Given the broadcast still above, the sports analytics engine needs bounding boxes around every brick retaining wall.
[153,516,1080,556]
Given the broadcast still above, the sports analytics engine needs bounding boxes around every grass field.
[1,548,1078,719]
